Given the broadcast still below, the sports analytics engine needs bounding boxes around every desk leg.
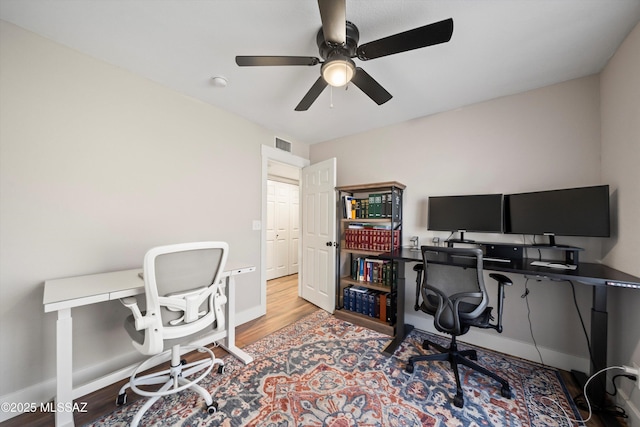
[590,286,608,406]
[55,308,75,427]
[219,276,253,364]
[382,261,414,356]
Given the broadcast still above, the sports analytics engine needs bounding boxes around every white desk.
[43,263,255,427]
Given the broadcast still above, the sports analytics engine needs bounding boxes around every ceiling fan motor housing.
[316,20,359,60]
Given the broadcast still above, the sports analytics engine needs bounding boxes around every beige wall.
[600,22,640,419]
[0,21,307,404]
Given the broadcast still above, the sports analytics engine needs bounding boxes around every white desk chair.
[116,242,229,426]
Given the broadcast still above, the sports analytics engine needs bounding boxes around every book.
[343,195,354,219]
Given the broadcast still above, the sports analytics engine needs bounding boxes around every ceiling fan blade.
[350,68,392,105]
[295,76,328,111]
[318,0,346,45]
[236,56,320,66]
[356,18,453,60]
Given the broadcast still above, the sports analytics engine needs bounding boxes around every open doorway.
[260,146,337,317]
[260,145,309,318]
[266,161,300,280]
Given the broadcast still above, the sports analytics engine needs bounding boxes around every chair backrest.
[141,241,228,352]
[420,245,488,335]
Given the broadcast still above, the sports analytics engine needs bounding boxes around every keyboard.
[530,261,577,270]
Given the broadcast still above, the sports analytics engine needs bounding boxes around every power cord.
[522,277,545,366]
[564,281,633,418]
[567,281,595,370]
[608,373,638,397]
[542,366,634,425]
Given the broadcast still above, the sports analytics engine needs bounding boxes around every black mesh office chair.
[405,245,513,408]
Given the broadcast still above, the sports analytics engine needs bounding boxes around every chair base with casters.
[116,344,225,427]
[405,335,511,408]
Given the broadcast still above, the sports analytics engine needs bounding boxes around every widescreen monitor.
[505,185,610,239]
[428,194,504,235]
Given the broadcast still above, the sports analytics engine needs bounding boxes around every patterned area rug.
[86,310,581,426]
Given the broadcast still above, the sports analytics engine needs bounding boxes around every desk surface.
[384,248,640,287]
[43,263,256,312]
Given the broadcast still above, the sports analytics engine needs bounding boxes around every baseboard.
[236,305,265,326]
[0,350,143,423]
[0,378,57,423]
[617,388,640,427]
[404,312,590,373]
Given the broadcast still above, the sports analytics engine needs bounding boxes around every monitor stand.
[455,231,475,244]
[531,234,583,264]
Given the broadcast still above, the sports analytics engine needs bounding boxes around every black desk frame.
[381,248,640,419]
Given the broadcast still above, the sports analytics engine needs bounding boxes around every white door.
[289,185,299,274]
[274,182,290,278]
[267,180,300,280]
[266,180,277,280]
[301,158,337,313]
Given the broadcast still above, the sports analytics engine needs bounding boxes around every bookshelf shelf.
[335,182,404,338]
[340,248,386,256]
[340,276,394,293]
[334,308,394,336]
[341,218,396,224]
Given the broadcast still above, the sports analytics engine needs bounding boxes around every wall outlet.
[252,220,261,231]
[624,363,640,390]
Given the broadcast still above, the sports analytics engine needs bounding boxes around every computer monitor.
[428,194,504,241]
[505,185,610,245]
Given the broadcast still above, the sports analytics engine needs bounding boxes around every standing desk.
[43,262,255,427]
[381,248,640,418]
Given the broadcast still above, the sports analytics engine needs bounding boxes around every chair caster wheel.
[181,359,187,365]
[116,392,127,406]
[469,351,478,361]
[501,386,512,399]
[422,340,430,350]
[405,363,414,373]
[207,401,218,414]
[453,394,464,408]
[217,364,225,374]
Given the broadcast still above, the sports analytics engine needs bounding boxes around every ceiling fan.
[235,0,453,111]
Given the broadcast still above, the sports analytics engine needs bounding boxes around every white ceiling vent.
[275,137,292,153]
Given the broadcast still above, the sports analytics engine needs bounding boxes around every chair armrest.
[489,273,513,287]
[120,297,138,307]
[489,273,512,333]
[119,297,154,331]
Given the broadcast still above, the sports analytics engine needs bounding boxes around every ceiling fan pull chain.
[330,85,334,108]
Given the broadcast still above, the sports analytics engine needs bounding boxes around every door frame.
[260,145,310,316]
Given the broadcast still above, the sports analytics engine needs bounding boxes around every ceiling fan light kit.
[321,56,355,87]
[235,0,453,111]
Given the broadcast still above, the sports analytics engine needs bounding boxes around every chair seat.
[419,301,494,334]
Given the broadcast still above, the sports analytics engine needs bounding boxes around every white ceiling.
[1,1,639,145]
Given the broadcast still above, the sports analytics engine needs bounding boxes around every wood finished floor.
[2,273,620,427]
